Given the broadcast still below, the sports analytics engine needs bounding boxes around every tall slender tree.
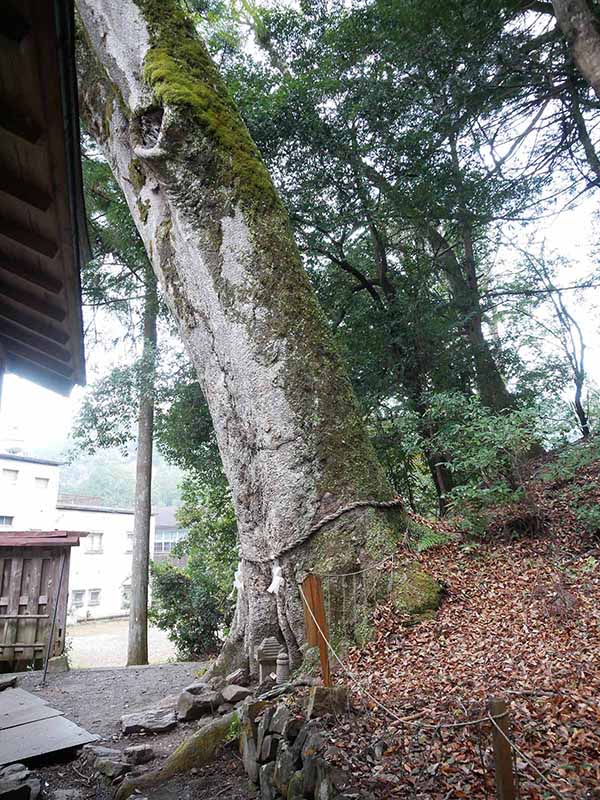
[128,267,158,665]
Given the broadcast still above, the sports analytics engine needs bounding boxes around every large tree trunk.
[552,0,600,99]
[127,267,158,666]
[75,0,419,676]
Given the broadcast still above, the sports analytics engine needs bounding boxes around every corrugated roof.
[0,530,87,547]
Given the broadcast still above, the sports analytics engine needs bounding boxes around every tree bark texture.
[127,267,158,666]
[552,0,600,99]
[75,0,413,675]
[427,228,515,413]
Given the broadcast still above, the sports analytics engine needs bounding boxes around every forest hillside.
[308,437,600,798]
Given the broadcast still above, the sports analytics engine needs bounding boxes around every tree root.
[114,712,238,800]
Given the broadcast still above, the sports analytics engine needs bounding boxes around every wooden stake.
[301,574,331,687]
[489,696,517,800]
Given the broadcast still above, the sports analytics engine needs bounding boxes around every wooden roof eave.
[0,0,88,396]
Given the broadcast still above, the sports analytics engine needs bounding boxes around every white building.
[0,452,155,623]
[0,452,60,530]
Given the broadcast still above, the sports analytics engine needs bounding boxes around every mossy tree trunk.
[552,0,600,100]
[75,0,425,676]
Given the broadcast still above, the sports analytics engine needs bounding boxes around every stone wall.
[239,697,352,800]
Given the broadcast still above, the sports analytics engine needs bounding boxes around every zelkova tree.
[75,0,430,674]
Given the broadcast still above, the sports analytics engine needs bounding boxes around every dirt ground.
[16,661,205,737]
[66,619,177,669]
[14,664,255,799]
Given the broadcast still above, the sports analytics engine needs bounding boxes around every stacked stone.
[239,693,352,800]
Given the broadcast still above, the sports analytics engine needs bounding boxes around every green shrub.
[149,562,231,660]
[574,503,600,536]
[425,393,541,534]
[539,438,600,484]
[149,478,238,660]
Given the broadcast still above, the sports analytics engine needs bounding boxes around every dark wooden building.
[0,531,86,672]
[0,1,89,670]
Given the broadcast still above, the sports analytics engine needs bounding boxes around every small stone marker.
[221,684,253,704]
[177,689,221,721]
[257,636,282,683]
[124,744,155,765]
[276,650,290,684]
[225,667,249,687]
[94,758,131,779]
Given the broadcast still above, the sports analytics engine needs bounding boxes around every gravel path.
[16,661,206,738]
[14,663,255,799]
[66,618,177,668]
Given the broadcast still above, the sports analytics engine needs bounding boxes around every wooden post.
[301,574,331,687]
[489,696,517,800]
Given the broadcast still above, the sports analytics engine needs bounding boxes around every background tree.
[75,148,161,665]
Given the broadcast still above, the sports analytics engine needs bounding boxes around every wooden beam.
[4,353,73,396]
[0,277,65,322]
[0,255,63,294]
[0,319,71,362]
[0,300,69,344]
[0,8,30,45]
[1,337,74,378]
[0,218,58,259]
[0,172,52,212]
[0,104,43,144]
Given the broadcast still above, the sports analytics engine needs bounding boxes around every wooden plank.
[0,171,52,211]
[0,715,99,765]
[0,688,48,713]
[0,217,58,258]
[3,556,22,662]
[0,276,65,320]
[301,574,331,687]
[0,704,62,731]
[0,105,43,144]
[0,256,63,293]
[0,298,69,344]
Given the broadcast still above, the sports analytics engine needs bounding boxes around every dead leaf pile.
[317,448,600,799]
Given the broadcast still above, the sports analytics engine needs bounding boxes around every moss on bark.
[135,0,278,210]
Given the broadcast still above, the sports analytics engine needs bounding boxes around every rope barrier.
[309,496,404,535]
[487,714,568,800]
[298,582,498,731]
[242,495,404,564]
[300,580,569,798]
[322,554,394,579]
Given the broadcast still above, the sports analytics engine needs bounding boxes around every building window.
[34,477,49,489]
[154,529,186,554]
[88,588,101,606]
[2,469,18,486]
[72,590,85,608]
[121,584,131,610]
[86,533,103,553]
[0,515,14,527]
[126,532,134,553]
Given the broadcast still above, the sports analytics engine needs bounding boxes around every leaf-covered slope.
[319,440,600,798]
